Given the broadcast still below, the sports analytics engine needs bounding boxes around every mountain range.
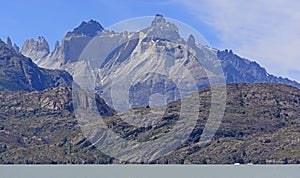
[19,15,300,108]
[0,14,299,164]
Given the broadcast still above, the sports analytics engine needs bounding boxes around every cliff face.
[21,36,50,63]
[0,83,299,164]
[20,20,104,69]
[20,16,300,111]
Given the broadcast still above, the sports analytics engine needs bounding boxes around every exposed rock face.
[21,20,104,68]
[157,83,300,164]
[20,15,300,109]
[0,86,114,115]
[97,30,213,109]
[0,86,114,164]
[218,49,300,88]
[142,14,182,42]
[102,83,300,164]
[21,36,50,63]
[0,39,73,91]
[13,43,19,52]
[62,20,104,64]
[0,83,299,164]
[61,15,223,109]
[6,37,20,52]
[3,14,298,165]
[65,20,104,37]
[6,37,12,47]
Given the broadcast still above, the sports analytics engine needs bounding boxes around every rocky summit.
[20,15,300,109]
[65,19,104,38]
[21,36,50,63]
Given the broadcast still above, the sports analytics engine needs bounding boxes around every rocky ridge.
[0,39,73,91]
[20,15,300,109]
[0,83,299,164]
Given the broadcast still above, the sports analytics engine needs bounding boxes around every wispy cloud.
[174,0,300,82]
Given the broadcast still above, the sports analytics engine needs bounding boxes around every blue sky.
[0,0,219,48]
[1,0,300,82]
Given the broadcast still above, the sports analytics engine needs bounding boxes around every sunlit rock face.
[21,15,300,109]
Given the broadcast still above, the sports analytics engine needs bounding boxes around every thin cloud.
[175,0,300,82]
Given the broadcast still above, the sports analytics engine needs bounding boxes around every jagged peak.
[20,36,50,62]
[77,19,102,29]
[23,36,48,45]
[22,36,50,53]
[0,39,10,50]
[66,19,104,37]
[143,14,180,41]
[54,41,60,49]
[50,41,61,55]
[13,43,20,52]
[187,34,196,46]
[0,38,4,46]
[0,38,22,57]
[150,14,178,31]
[6,37,12,47]
[151,14,167,26]
[37,36,47,42]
